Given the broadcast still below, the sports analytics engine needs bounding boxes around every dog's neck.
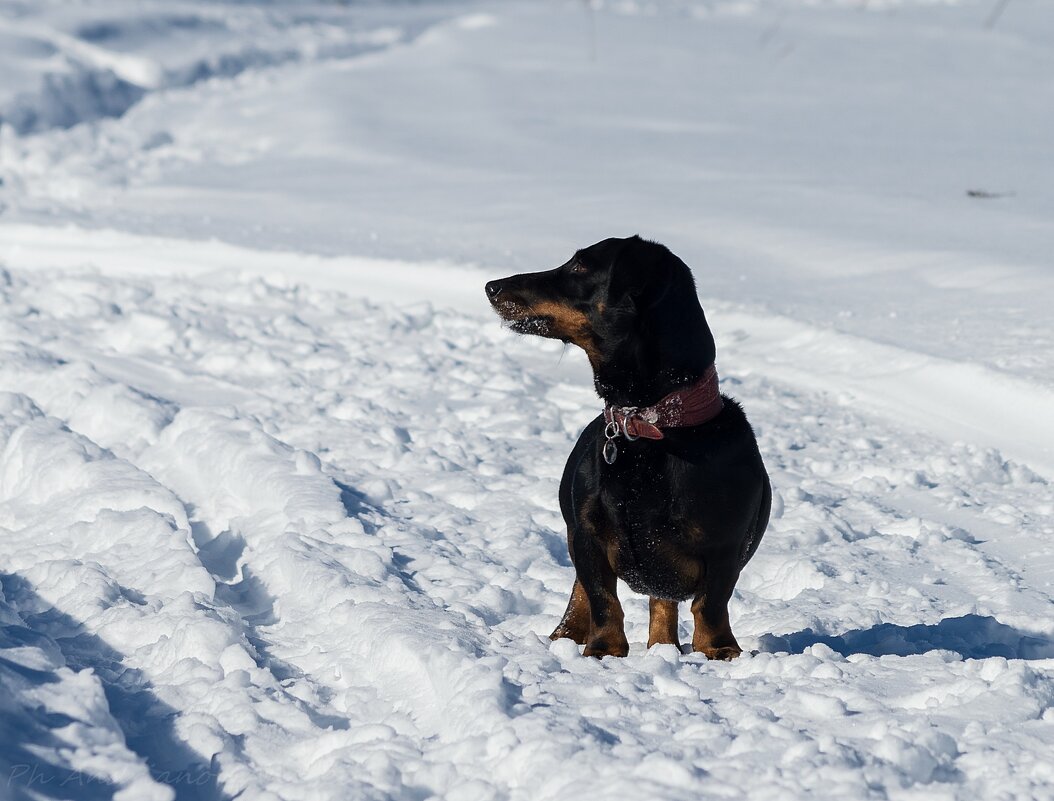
[598,356,712,406]
[591,288,717,407]
[593,326,717,408]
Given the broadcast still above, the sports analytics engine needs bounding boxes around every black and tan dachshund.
[486,235,771,659]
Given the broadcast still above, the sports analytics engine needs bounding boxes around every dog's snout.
[485,280,503,302]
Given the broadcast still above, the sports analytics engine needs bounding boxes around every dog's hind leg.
[550,579,591,644]
[691,558,742,660]
[740,477,772,568]
[648,598,680,649]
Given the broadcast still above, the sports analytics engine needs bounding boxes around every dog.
[486,235,771,659]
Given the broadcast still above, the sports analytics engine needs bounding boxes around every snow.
[1,0,1053,800]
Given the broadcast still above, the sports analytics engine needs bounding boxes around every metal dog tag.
[602,419,620,465]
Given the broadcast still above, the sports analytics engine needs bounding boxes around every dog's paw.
[583,636,629,658]
[696,645,742,661]
[549,626,588,645]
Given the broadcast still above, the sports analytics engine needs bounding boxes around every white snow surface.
[1,1,1054,800]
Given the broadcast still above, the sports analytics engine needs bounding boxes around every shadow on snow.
[0,573,223,801]
[759,614,1054,660]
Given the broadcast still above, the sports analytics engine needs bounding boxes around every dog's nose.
[485,280,503,302]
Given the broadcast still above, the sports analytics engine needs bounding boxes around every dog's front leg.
[571,530,628,658]
[648,598,680,649]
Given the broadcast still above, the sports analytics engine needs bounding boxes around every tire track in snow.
[0,391,227,799]
[0,398,175,801]
[0,331,458,797]
[0,371,489,797]
[134,400,584,795]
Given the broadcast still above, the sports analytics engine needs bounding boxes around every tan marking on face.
[517,299,601,367]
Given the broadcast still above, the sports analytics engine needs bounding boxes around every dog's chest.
[593,454,704,599]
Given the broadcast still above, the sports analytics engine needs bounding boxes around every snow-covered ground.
[1,1,1053,800]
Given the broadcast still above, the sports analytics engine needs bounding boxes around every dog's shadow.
[758,614,1054,660]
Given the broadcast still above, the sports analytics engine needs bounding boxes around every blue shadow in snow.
[0,573,223,800]
[759,614,1054,660]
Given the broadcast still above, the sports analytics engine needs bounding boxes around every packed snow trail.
[1,262,1052,800]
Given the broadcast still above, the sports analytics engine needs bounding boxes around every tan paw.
[549,625,588,645]
[583,636,629,658]
[696,645,742,661]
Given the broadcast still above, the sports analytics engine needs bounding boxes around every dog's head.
[486,236,715,402]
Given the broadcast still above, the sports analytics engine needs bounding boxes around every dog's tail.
[739,476,771,568]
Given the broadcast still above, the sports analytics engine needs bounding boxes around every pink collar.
[603,364,723,445]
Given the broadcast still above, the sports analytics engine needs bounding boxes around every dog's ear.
[608,235,676,310]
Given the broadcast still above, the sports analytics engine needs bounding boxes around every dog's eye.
[569,262,589,274]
